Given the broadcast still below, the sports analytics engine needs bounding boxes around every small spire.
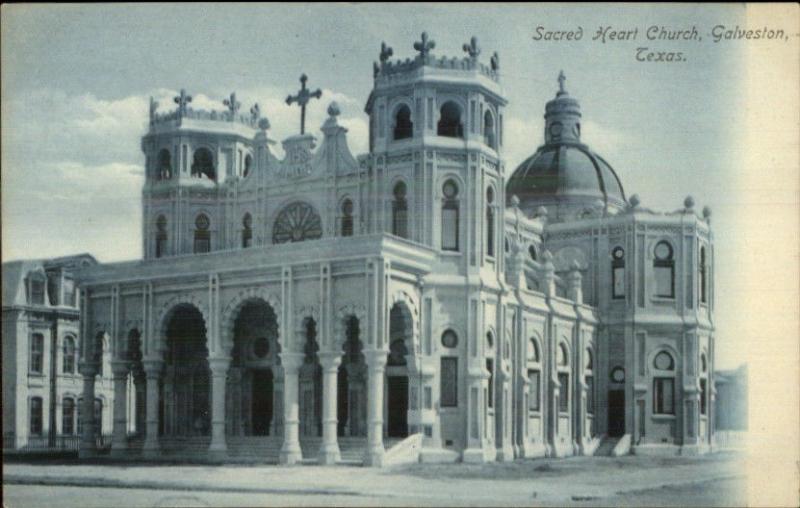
[557,70,567,95]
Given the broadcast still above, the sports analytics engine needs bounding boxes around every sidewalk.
[3,452,744,506]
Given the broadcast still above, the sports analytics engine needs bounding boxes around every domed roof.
[506,72,626,214]
[507,142,625,205]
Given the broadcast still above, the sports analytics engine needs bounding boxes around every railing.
[6,435,81,453]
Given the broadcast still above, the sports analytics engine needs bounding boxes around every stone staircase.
[594,436,620,456]
[228,436,282,463]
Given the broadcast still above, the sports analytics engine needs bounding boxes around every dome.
[506,72,626,217]
[507,143,625,207]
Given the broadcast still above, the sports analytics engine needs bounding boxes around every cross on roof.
[173,89,192,116]
[285,74,322,135]
[558,70,567,94]
[223,92,241,118]
[463,36,481,59]
[413,32,435,58]
[379,41,393,65]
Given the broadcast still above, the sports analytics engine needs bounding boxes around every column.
[208,356,230,457]
[110,360,130,457]
[279,352,304,464]
[318,352,342,464]
[364,350,387,467]
[78,361,98,458]
[142,359,163,457]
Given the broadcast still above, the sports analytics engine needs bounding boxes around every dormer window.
[63,277,76,307]
[393,105,413,140]
[28,273,46,305]
[437,101,463,138]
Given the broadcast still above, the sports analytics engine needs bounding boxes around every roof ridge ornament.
[379,41,394,66]
[223,92,241,121]
[286,74,323,135]
[557,70,567,95]
[173,89,192,118]
[463,36,481,59]
[413,31,435,59]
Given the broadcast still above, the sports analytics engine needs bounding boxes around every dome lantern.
[544,71,582,145]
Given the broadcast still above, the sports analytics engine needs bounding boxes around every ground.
[2,452,746,507]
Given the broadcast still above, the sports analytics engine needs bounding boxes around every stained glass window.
[272,202,322,244]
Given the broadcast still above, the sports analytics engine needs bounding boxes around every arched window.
[341,199,354,237]
[527,338,541,412]
[557,343,570,413]
[585,348,595,415]
[437,101,463,138]
[63,336,76,374]
[30,333,44,374]
[653,351,676,415]
[241,213,252,248]
[441,180,460,251]
[194,214,211,254]
[62,397,76,435]
[243,154,253,177]
[486,187,496,257]
[157,149,172,180]
[388,338,408,367]
[191,148,215,180]
[612,246,626,299]
[700,352,708,416]
[30,397,43,436]
[155,215,167,258]
[272,202,323,244]
[654,241,675,298]
[484,110,496,149]
[529,244,537,261]
[699,246,708,304]
[392,182,408,239]
[393,104,413,140]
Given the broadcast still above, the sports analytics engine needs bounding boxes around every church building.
[66,33,716,465]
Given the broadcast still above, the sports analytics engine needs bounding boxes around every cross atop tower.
[223,92,241,119]
[285,74,322,135]
[557,70,567,94]
[173,89,192,117]
[413,32,435,59]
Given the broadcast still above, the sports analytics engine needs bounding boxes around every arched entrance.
[161,304,210,437]
[299,317,322,437]
[338,316,366,437]
[227,300,280,437]
[386,303,413,438]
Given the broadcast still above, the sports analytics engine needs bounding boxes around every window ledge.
[651,296,676,303]
[652,413,677,420]
[440,250,462,257]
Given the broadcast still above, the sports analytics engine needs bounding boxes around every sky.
[0,4,785,371]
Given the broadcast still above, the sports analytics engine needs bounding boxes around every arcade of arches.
[99,299,415,465]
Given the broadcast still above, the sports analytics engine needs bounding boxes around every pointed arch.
[220,287,282,355]
[154,293,210,355]
[389,290,420,354]
[332,303,368,352]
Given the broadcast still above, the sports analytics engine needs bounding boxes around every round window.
[610,366,625,383]
[443,180,458,199]
[654,351,674,370]
[195,214,210,230]
[253,337,269,358]
[441,329,458,348]
[654,241,673,260]
[612,246,624,260]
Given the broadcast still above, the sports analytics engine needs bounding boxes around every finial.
[629,194,640,208]
[250,103,260,124]
[379,41,394,65]
[702,206,712,220]
[557,70,567,94]
[490,51,500,72]
[413,32,435,59]
[223,92,241,119]
[463,36,481,59]
[286,73,323,135]
[173,89,192,117]
[327,101,340,117]
[258,117,271,131]
[684,195,695,209]
[149,96,158,123]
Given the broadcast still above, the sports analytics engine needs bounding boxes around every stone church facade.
[71,33,716,465]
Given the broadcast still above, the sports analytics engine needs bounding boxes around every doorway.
[251,369,273,436]
[608,389,625,437]
[387,376,409,438]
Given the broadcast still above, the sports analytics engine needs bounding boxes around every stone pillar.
[110,360,130,457]
[142,359,163,457]
[208,356,230,457]
[364,350,387,467]
[318,352,342,464]
[279,352,304,464]
[78,361,98,458]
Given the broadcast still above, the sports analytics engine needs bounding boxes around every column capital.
[279,352,305,372]
[364,349,388,370]
[208,356,231,374]
[318,352,342,371]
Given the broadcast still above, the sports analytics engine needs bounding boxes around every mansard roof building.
[50,33,714,464]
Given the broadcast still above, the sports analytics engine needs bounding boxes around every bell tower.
[365,32,508,271]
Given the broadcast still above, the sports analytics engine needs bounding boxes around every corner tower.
[365,33,508,272]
